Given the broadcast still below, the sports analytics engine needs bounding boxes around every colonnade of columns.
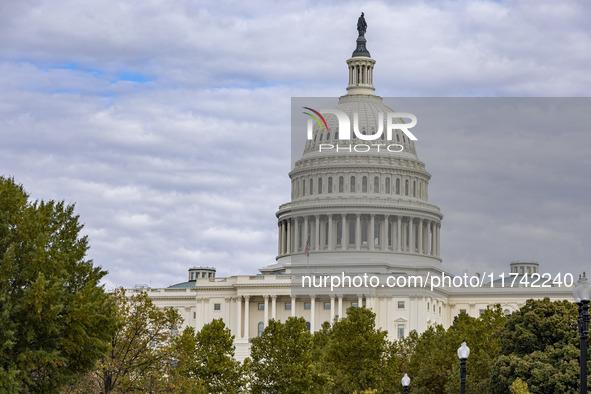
[230,295,369,339]
[348,59,375,87]
[194,294,450,341]
[278,214,440,257]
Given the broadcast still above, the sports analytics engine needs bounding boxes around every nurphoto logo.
[302,106,418,153]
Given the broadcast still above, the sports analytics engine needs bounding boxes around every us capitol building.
[138,19,571,359]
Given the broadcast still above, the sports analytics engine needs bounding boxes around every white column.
[271,295,277,320]
[418,219,423,254]
[355,214,361,250]
[358,295,363,308]
[291,296,296,317]
[341,214,346,250]
[408,218,414,253]
[330,296,335,322]
[236,296,242,339]
[430,221,434,255]
[381,216,387,250]
[304,216,309,246]
[264,295,269,325]
[315,215,320,251]
[396,216,401,252]
[310,297,316,333]
[294,218,300,252]
[436,223,440,256]
[369,214,375,250]
[328,214,334,250]
[244,296,250,339]
[286,220,291,254]
[432,222,436,256]
[277,222,282,255]
[282,221,287,254]
[338,296,343,319]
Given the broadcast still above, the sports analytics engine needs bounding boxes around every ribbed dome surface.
[303,94,418,158]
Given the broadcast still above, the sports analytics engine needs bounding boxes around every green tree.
[320,307,390,393]
[399,306,506,393]
[248,316,323,393]
[0,176,116,392]
[94,288,183,393]
[490,298,581,393]
[170,319,243,393]
[509,378,531,394]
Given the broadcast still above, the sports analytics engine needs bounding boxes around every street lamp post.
[457,340,470,394]
[574,272,591,394]
[401,373,410,394]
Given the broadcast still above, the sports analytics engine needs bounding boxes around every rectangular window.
[258,303,264,310]
[460,309,467,315]
[285,302,292,310]
[479,309,486,316]
[351,302,358,308]
[304,302,311,310]
[397,324,405,339]
[214,303,221,311]
[398,301,405,309]
[439,306,442,314]
[324,302,331,310]
[193,312,196,319]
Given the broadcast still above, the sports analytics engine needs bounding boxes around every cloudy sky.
[1,0,590,289]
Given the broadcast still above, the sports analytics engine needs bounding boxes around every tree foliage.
[94,288,183,393]
[319,307,391,393]
[490,298,582,393]
[0,176,116,392]
[398,306,507,393]
[171,319,243,393]
[249,316,323,393]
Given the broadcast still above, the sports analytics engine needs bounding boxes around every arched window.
[339,176,344,193]
[327,132,331,140]
[328,177,333,193]
[504,309,511,317]
[362,176,367,192]
[319,133,323,141]
[405,180,409,196]
[350,176,356,193]
[306,322,311,331]
[258,322,264,337]
[385,177,391,193]
[309,179,313,195]
[395,178,400,194]
[374,176,379,193]
[318,178,323,194]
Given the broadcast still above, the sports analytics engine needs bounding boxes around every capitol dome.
[262,29,443,276]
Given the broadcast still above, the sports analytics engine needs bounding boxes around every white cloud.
[1,0,590,288]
